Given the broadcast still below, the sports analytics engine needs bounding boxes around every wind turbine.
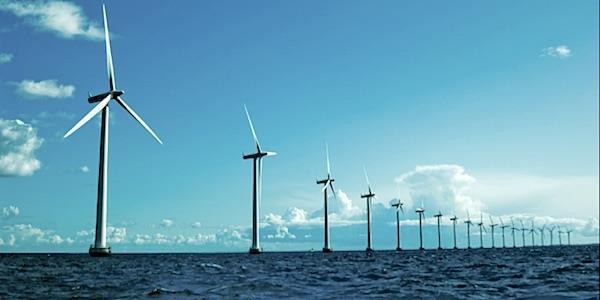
[316,144,336,253]
[415,201,425,250]
[538,224,546,246]
[450,214,458,249]
[520,220,527,247]
[242,105,277,254]
[510,218,518,248]
[529,220,537,247]
[361,168,376,252]
[63,5,162,257]
[499,217,509,248]
[489,215,498,249]
[391,200,404,251]
[434,211,443,250]
[547,225,556,246]
[477,212,486,249]
[558,227,564,245]
[566,228,572,245]
[464,211,473,249]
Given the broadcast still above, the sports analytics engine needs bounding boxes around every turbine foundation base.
[366,247,374,252]
[322,248,332,253]
[395,247,402,251]
[89,246,111,257]
[249,248,261,254]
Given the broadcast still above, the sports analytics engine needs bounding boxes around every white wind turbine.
[361,167,376,252]
[316,144,336,253]
[242,105,277,254]
[64,5,162,257]
[391,199,405,251]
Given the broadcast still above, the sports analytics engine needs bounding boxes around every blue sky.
[0,0,598,252]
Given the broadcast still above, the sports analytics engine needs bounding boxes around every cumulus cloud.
[581,217,599,237]
[0,52,13,64]
[4,223,72,244]
[395,165,483,217]
[0,234,16,246]
[542,45,571,58]
[1,205,19,218]
[191,222,202,228]
[0,119,43,176]
[133,232,217,246]
[107,226,126,244]
[0,0,103,40]
[159,219,174,228]
[14,79,75,99]
[79,165,89,173]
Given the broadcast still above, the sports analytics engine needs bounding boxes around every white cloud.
[395,165,483,216]
[191,222,202,228]
[80,165,89,173]
[581,217,599,237]
[542,45,571,58]
[1,205,19,218]
[14,79,75,99]
[160,219,174,228]
[0,119,43,176]
[0,234,16,246]
[0,0,103,40]
[4,224,71,244]
[107,226,126,244]
[133,232,217,246]
[0,52,13,64]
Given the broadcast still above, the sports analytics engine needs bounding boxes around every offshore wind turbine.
[499,217,509,248]
[548,225,556,246]
[464,211,473,249]
[63,5,163,257]
[415,201,425,250]
[511,218,519,248]
[477,212,486,249]
[566,228,572,245]
[242,105,277,254]
[434,211,443,250]
[391,200,404,251]
[529,220,537,247]
[520,220,527,247]
[489,215,498,249]
[539,224,546,246]
[361,168,376,252]
[450,214,458,249]
[316,144,336,253]
[558,227,564,245]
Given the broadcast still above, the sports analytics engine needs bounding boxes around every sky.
[0,0,598,252]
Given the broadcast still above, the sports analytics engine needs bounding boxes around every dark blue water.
[1,245,598,299]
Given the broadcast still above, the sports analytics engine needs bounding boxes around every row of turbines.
[63,5,576,256]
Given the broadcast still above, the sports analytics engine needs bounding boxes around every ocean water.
[0,245,598,299]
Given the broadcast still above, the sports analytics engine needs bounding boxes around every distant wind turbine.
[499,217,509,248]
[316,144,336,253]
[63,5,163,257]
[566,228,572,246]
[520,220,527,247]
[539,224,546,246]
[510,218,518,248]
[242,105,277,254]
[489,215,498,249]
[547,225,556,246]
[477,212,486,249]
[464,211,473,249]
[529,220,537,247]
[415,201,425,250]
[450,214,458,249]
[558,227,564,245]
[434,211,443,250]
[361,168,376,252]
[391,200,404,251]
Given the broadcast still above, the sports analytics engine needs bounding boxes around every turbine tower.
[499,217,509,248]
[64,5,163,257]
[539,224,546,246]
[450,214,458,249]
[566,229,572,245]
[477,212,486,249]
[242,105,277,254]
[520,220,527,247]
[464,211,473,249]
[489,215,498,249]
[558,227,563,245]
[361,168,376,252]
[391,200,404,251]
[415,201,425,250]
[316,144,336,253]
[434,211,443,250]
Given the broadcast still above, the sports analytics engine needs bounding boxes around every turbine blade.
[322,179,330,192]
[265,151,278,156]
[363,166,370,188]
[102,5,116,90]
[64,94,111,139]
[244,105,260,151]
[258,157,263,209]
[325,143,331,175]
[115,97,163,144]
[329,181,337,199]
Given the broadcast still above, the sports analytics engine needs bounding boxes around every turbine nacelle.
[88,90,124,103]
[242,151,277,160]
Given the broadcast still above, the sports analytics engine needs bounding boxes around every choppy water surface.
[1,245,598,299]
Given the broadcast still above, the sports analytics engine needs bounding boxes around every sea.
[0,244,598,299]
